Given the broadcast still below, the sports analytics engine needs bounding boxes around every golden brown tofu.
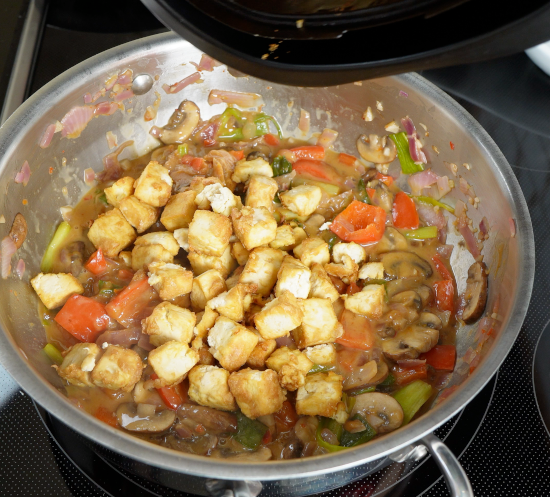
[31,272,84,310]
[231,206,277,251]
[295,371,343,418]
[147,261,193,300]
[188,365,237,411]
[207,283,257,322]
[269,225,296,251]
[190,269,227,311]
[118,195,160,233]
[188,210,232,257]
[332,242,367,265]
[131,244,173,271]
[91,345,144,392]
[293,237,330,268]
[274,255,311,299]
[266,346,313,391]
[303,343,337,367]
[231,241,250,266]
[134,231,180,256]
[142,301,196,347]
[254,290,303,340]
[160,190,197,231]
[148,340,199,387]
[246,329,277,369]
[87,208,136,257]
[188,245,236,279]
[291,298,343,348]
[55,343,102,387]
[231,157,273,184]
[239,247,284,297]
[195,183,241,216]
[228,368,286,419]
[343,284,386,318]
[308,263,340,303]
[245,175,278,212]
[104,176,134,207]
[280,184,322,217]
[133,161,173,207]
[193,306,219,340]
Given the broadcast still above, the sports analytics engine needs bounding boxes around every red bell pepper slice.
[338,153,357,166]
[290,145,325,161]
[105,276,157,327]
[54,295,110,342]
[151,374,188,410]
[292,159,334,182]
[330,200,386,244]
[433,279,454,312]
[264,133,280,146]
[346,281,362,295]
[85,248,109,275]
[229,150,244,161]
[376,172,394,186]
[94,406,118,427]
[392,191,419,229]
[432,254,453,281]
[393,364,428,385]
[336,346,365,371]
[420,345,456,371]
[336,310,376,351]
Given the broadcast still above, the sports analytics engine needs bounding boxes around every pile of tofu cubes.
[32,155,387,426]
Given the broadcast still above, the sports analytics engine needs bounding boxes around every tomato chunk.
[420,345,456,371]
[264,133,280,146]
[393,364,428,385]
[85,248,108,275]
[392,192,419,229]
[54,295,110,342]
[94,406,117,427]
[330,200,386,244]
[376,172,394,186]
[229,150,244,160]
[336,309,376,351]
[292,159,335,182]
[151,374,188,410]
[433,279,454,312]
[432,254,453,280]
[105,276,157,327]
[290,145,325,161]
[338,153,357,166]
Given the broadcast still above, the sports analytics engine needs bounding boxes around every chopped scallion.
[392,380,433,425]
[389,132,424,174]
[415,196,455,214]
[40,221,72,272]
[403,226,438,239]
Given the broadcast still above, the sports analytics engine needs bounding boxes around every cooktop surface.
[1,2,550,496]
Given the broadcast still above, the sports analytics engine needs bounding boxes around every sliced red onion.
[162,72,201,94]
[149,126,163,139]
[94,101,119,116]
[397,359,426,367]
[137,333,155,351]
[479,217,489,237]
[416,201,447,230]
[117,69,133,85]
[84,168,96,185]
[83,93,92,104]
[401,116,426,164]
[274,170,296,192]
[468,351,482,373]
[317,128,338,149]
[97,140,134,182]
[106,130,118,149]
[14,161,31,186]
[96,327,141,348]
[458,218,481,259]
[399,90,409,98]
[298,109,310,133]
[436,244,453,259]
[275,336,295,348]
[91,90,103,102]
[343,177,356,190]
[436,175,452,198]
[15,258,25,279]
[459,177,475,199]
[208,89,261,108]
[463,347,476,364]
[407,169,439,196]
[454,199,466,219]
[509,218,516,238]
[1,236,16,279]
[104,73,118,91]
[114,89,134,102]
[200,122,219,141]
[39,124,56,149]
[60,106,94,138]
[190,54,221,72]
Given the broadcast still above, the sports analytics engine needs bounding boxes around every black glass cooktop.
[1,2,550,496]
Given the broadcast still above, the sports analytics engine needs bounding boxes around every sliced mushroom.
[417,312,443,330]
[224,447,273,461]
[385,277,424,298]
[246,150,269,161]
[357,134,397,164]
[383,304,419,334]
[462,261,488,324]
[158,100,200,144]
[351,392,404,434]
[391,290,422,309]
[116,402,176,433]
[372,227,408,254]
[343,359,378,390]
[9,213,27,249]
[416,284,433,307]
[382,314,441,361]
[381,252,433,280]
[178,404,238,434]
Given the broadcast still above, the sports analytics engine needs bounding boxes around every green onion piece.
[415,196,455,213]
[327,233,339,251]
[177,144,188,156]
[393,380,433,425]
[43,343,63,365]
[97,192,108,205]
[308,364,331,375]
[234,412,268,450]
[349,386,376,396]
[389,132,424,174]
[403,226,438,239]
[218,108,245,141]
[316,419,347,452]
[357,179,371,204]
[378,373,395,387]
[274,193,281,204]
[218,128,244,141]
[253,113,270,136]
[325,418,343,441]
[343,392,356,413]
[271,156,292,177]
[340,414,377,447]
[41,221,72,272]
[268,116,283,138]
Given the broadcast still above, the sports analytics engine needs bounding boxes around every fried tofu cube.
[333,242,367,265]
[207,283,257,322]
[293,237,330,268]
[147,262,193,300]
[207,317,259,371]
[296,371,343,417]
[293,226,308,246]
[160,191,197,231]
[358,262,385,280]
[173,228,189,251]
[188,365,237,411]
[188,210,232,257]
[231,157,273,184]
[104,176,134,207]
[142,302,196,347]
[87,208,136,257]
[148,340,199,387]
[195,183,240,216]
[292,298,342,348]
[193,306,219,340]
[31,272,84,310]
[190,176,222,194]
[332,401,349,424]
[134,231,180,256]
[275,255,311,299]
[190,269,227,311]
[266,347,313,391]
[228,368,286,418]
[133,161,173,207]
[188,245,236,278]
[231,206,277,251]
[280,185,322,217]
[91,345,144,392]
[344,284,385,318]
[325,254,358,285]
[269,225,295,251]
[118,195,160,233]
[55,343,102,387]
[131,244,173,271]
[231,241,250,266]
[245,175,278,212]
[254,290,303,340]
[303,343,337,366]
[119,251,132,266]
[246,328,277,369]
[239,247,284,297]
[308,263,340,303]
[225,267,244,290]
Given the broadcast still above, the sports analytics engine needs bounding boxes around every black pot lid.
[142,0,550,86]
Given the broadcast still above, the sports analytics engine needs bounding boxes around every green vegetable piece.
[415,196,455,213]
[177,144,188,156]
[271,156,292,177]
[403,226,438,239]
[349,386,376,396]
[389,132,424,174]
[253,113,271,136]
[274,193,281,204]
[43,343,63,365]
[97,193,108,205]
[340,414,377,447]
[218,108,245,141]
[234,412,268,450]
[40,221,72,272]
[324,418,343,441]
[343,392,356,413]
[308,364,331,375]
[357,179,371,204]
[315,419,347,452]
[378,373,395,387]
[393,379,433,425]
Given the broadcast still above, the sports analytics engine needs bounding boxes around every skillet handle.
[421,434,474,497]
